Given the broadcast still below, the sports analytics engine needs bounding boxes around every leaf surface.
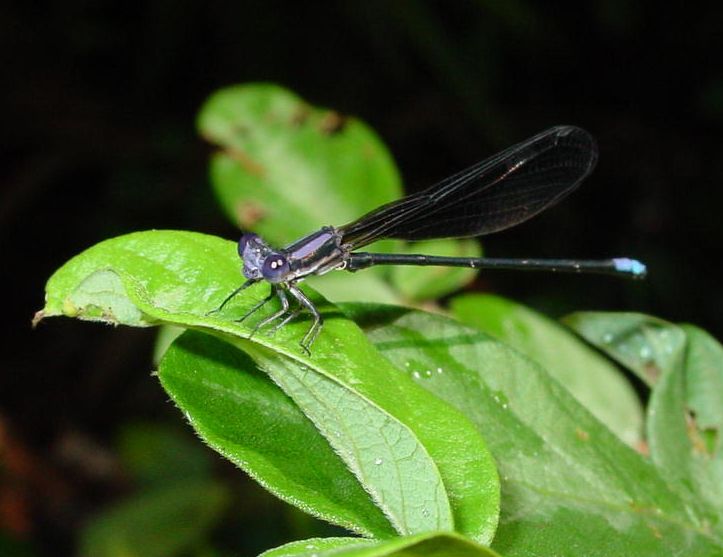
[566,313,723,539]
[160,330,395,537]
[451,294,643,445]
[345,304,723,556]
[564,312,686,385]
[41,230,500,543]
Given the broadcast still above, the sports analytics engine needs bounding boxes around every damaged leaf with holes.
[565,312,723,540]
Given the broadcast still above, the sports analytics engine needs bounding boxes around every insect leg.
[206,279,256,316]
[287,284,323,355]
[235,288,276,323]
[250,287,290,335]
[270,307,302,334]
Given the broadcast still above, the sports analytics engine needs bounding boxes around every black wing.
[338,125,597,249]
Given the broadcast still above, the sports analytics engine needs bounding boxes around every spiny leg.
[288,284,323,355]
[206,279,256,316]
[250,287,290,337]
[270,307,303,335]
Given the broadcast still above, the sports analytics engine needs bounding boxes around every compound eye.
[261,255,290,283]
[238,233,259,258]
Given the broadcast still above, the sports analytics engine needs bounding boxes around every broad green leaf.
[240,341,455,536]
[78,481,228,557]
[40,230,500,543]
[260,532,500,557]
[563,312,686,385]
[208,151,401,306]
[450,294,643,446]
[344,305,723,556]
[198,83,405,305]
[160,330,396,537]
[389,239,482,302]
[198,82,400,245]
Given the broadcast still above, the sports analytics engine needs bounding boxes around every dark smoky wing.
[339,126,597,248]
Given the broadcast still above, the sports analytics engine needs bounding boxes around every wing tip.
[553,125,598,175]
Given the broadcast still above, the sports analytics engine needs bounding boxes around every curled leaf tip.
[31,309,45,328]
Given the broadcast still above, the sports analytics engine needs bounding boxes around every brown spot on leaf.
[642,361,661,383]
[235,201,266,228]
[576,428,590,441]
[225,148,266,176]
[635,439,650,456]
[319,111,347,135]
[361,142,376,159]
[231,123,250,137]
[100,308,120,323]
[290,106,311,126]
[685,412,715,456]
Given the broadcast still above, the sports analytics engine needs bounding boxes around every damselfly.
[209,126,646,353]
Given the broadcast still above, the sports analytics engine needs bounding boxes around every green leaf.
[563,312,686,385]
[159,330,396,538]
[389,239,482,302]
[198,83,406,304]
[41,231,228,325]
[41,230,500,543]
[55,268,148,325]
[260,532,500,557]
[680,325,723,517]
[198,83,401,245]
[450,294,643,446]
[680,325,723,438]
[645,348,722,536]
[241,342,456,537]
[261,537,376,557]
[345,304,723,556]
[565,314,723,539]
[642,324,723,538]
[78,481,228,557]
[209,147,402,305]
[153,324,185,364]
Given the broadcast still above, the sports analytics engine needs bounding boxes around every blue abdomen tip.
[613,258,647,278]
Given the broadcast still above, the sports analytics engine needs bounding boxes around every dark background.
[3,1,723,555]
